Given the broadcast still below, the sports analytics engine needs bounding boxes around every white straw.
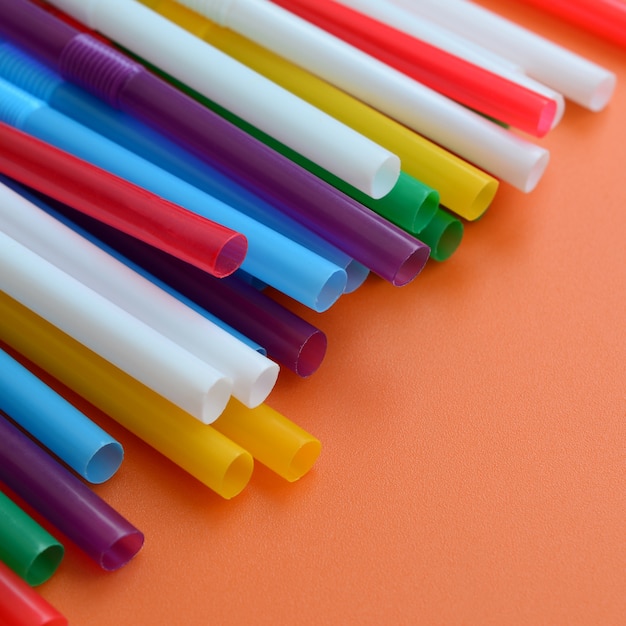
[0,230,233,424]
[0,182,279,409]
[44,0,400,199]
[334,0,565,128]
[390,0,616,112]
[165,0,549,192]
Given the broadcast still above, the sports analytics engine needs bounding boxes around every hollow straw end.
[210,231,248,278]
[100,529,145,572]
[238,361,280,409]
[217,449,255,499]
[83,440,124,484]
[200,375,234,424]
[368,153,401,200]
[390,241,431,287]
[24,543,65,587]
[283,438,322,482]
[294,329,327,379]
[587,71,617,112]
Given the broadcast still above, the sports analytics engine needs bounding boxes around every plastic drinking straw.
[0,174,266,356]
[417,208,464,263]
[0,8,385,296]
[143,3,497,222]
[213,402,321,482]
[15,0,400,198]
[0,413,144,571]
[0,182,279,410]
[0,230,234,424]
[0,42,368,294]
[0,297,319,490]
[114,58,433,274]
[322,0,566,128]
[0,10,427,292]
[514,0,626,49]
[0,122,245,279]
[1,181,279,409]
[159,0,549,192]
[0,79,349,311]
[270,0,557,137]
[0,490,64,586]
[0,560,67,626]
[50,0,495,224]
[37,201,328,377]
[392,0,616,112]
[0,348,123,484]
[2,337,253,501]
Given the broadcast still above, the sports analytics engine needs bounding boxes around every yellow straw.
[141,0,499,220]
[0,293,252,499]
[1,292,321,488]
[214,402,321,483]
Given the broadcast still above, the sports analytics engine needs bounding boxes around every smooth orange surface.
[20,3,626,625]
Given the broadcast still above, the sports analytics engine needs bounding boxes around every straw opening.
[26,544,64,586]
[85,441,124,484]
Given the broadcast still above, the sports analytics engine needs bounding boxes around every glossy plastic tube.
[213,402,321,482]
[128,66,431,280]
[515,0,626,49]
[164,0,548,192]
[417,208,464,263]
[0,296,316,493]
[0,561,67,626]
[25,0,400,198]
[2,335,254,500]
[0,490,64,586]
[147,3,497,221]
[1,174,265,355]
[326,0,566,128]
[393,0,616,112]
[0,122,245,278]
[0,43,367,294]
[0,181,279,409]
[0,413,144,571]
[337,0,522,74]
[0,230,233,424]
[0,78,348,310]
[0,28,426,290]
[0,347,123,483]
[271,0,557,137]
[0,5,401,289]
[39,203,328,378]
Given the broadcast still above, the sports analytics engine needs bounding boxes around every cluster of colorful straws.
[0,0,623,623]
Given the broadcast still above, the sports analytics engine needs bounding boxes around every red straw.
[0,122,247,278]
[0,560,67,626]
[272,0,558,137]
[515,0,626,48]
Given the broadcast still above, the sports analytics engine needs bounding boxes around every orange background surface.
[16,2,626,625]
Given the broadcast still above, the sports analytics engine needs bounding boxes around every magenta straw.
[0,0,429,285]
[43,201,328,378]
[0,414,144,571]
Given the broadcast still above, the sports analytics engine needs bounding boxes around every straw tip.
[390,243,431,287]
[212,233,248,278]
[369,153,401,200]
[587,72,617,112]
[284,439,322,482]
[84,441,124,484]
[294,329,327,378]
[219,451,254,499]
[100,530,145,571]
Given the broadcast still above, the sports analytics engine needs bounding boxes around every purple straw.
[0,413,144,571]
[0,0,430,285]
[49,202,328,378]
